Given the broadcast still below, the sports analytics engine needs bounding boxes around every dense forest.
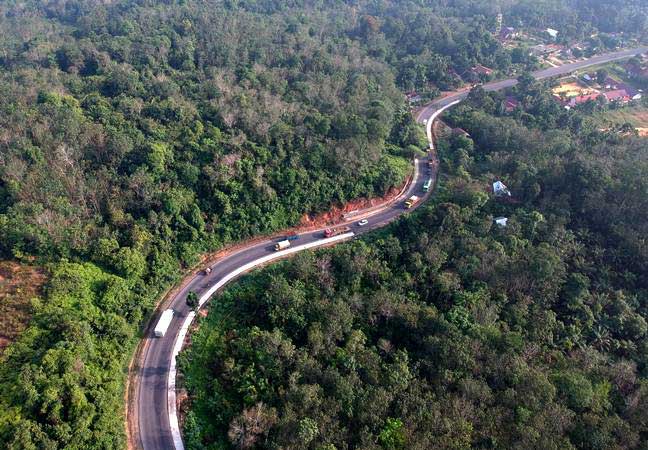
[0,0,646,448]
[179,80,648,448]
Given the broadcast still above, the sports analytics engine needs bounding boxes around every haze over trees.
[0,0,646,448]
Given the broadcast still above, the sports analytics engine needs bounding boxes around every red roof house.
[554,93,602,108]
[471,64,494,76]
[604,89,631,103]
[504,96,520,112]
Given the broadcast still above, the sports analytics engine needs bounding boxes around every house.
[499,27,519,41]
[494,217,508,227]
[504,96,520,112]
[604,89,631,103]
[530,43,564,56]
[615,82,641,100]
[599,78,642,102]
[546,28,559,39]
[470,64,494,77]
[405,91,423,104]
[493,181,511,197]
[554,92,602,108]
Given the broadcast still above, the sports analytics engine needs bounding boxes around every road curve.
[131,45,648,450]
[416,45,648,124]
[133,161,434,449]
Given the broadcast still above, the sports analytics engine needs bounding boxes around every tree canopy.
[180,86,648,449]
[0,0,646,448]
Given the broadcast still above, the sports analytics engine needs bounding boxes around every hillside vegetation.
[0,262,48,354]
[180,79,648,449]
[0,0,645,448]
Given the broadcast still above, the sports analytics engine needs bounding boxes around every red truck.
[323,226,351,238]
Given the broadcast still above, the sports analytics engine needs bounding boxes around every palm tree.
[591,324,612,352]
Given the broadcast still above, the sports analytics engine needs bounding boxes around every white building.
[546,28,559,39]
[493,181,511,197]
[494,217,508,227]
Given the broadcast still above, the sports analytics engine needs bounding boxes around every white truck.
[154,309,174,337]
[274,239,291,251]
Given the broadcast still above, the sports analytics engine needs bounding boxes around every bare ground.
[0,261,48,354]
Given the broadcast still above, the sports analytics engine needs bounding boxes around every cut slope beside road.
[130,45,648,450]
[131,156,433,450]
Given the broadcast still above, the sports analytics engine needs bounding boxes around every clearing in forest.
[594,105,648,133]
[0,261,48,353]
[552,81,599,98]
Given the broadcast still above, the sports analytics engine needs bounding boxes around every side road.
[416,45,648,123]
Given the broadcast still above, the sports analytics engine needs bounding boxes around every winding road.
[129,46,648,450]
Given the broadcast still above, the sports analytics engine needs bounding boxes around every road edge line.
[167,232,356,450]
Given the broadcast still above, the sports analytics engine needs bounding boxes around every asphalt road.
[417,46,648,123]
[133,45,648,450]
[135,156,434,450]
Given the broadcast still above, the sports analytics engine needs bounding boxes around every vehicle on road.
[423,178,432,192]
[154,309,174,337]
[203,267,212,275]
[323,226,351,238]
[357,219,368,226]
[133,46,648,450]
[285,233,299,241]
[405,195,420,208]
[274,240,291,251]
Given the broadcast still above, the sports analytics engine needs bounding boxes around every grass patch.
[593,105,648,128]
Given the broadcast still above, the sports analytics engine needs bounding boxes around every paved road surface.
[135,157,434,450]
[133,45,648,450]
[417,46,648,123]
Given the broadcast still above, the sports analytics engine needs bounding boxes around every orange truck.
[323,226,351,238]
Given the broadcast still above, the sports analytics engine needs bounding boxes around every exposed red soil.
[297,184,404,229]
[0,261,48,354]
[199,177,409,268]
[126,177,410,449]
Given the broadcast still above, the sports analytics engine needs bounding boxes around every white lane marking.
[426,99,462,150]
[167,232,355,450]
[198,232,355,307]
[168,311,195,450]
[411,158,419,193]
[159,48,648,446]
[167,89,471,449]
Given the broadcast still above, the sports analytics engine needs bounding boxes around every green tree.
[596,69,609,85]
[186,291,199,310]
[379,418,406,450]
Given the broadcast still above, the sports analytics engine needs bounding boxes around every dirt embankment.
[297,184,404,229]
[126,179,409,450]
[0,261,48,354]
